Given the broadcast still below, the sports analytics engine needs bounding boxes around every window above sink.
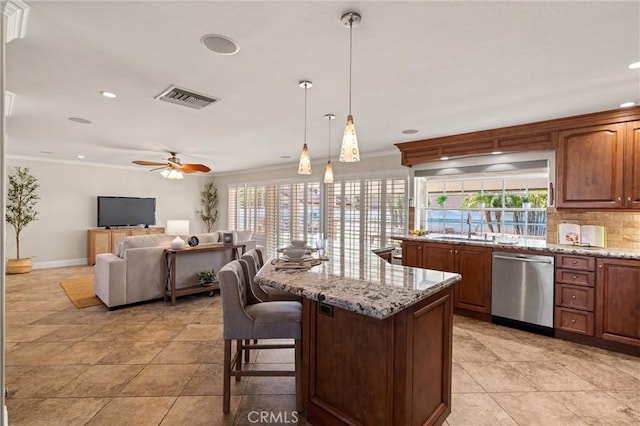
[413,159,549,242]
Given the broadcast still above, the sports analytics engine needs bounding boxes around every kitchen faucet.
[466,212,472,239]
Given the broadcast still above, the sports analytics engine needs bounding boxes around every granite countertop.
[254,254,461,320]
[393,235,640,260]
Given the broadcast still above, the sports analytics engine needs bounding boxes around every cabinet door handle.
[628,196,632,202]
[450,249,453,253]
[455,250,458,254]
[571,319,576,324]
[571,295,576,299]
[617,196,622,202]
[598,264,603,269]
[418,246,421,250]
[572,260,577,264]
[549,182,554,206]
[572,275,577,280]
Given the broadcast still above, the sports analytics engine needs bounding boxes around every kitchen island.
[255,253,461,426]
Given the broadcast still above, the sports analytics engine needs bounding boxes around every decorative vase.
[7,258,32,274]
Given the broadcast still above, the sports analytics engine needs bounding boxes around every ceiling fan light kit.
[132,152,211,179]
[339,11,361,163]
[298,80,313,175]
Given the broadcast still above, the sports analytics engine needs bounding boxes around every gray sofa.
[93,230,256,308]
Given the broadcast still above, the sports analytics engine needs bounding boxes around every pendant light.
[339,12,362,163]
[324,113,335,183]
[298,80,312,175]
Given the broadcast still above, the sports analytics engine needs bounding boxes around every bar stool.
[218,260,302,414]
[241,248,302,302]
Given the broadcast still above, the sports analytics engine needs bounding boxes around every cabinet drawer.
[555,269,595,287]
[555,284,595,311]
[555,254,595,271]
[554,307,594,336]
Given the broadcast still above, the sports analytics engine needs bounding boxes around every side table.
[164,243,246,306]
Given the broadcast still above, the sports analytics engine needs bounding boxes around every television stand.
[87,227,165,265]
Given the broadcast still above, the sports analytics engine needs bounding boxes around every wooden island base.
[302,285,454,426]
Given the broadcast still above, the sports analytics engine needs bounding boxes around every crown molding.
[3,0,29,43]
[4,90,14,115]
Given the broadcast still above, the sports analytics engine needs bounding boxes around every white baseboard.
[32,258,88,270]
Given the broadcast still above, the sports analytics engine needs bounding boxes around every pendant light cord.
[328,117,332,158]
[304,84,308,143]
[348,18,353,114]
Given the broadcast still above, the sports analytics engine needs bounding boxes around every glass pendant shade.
[324,160,334,183]
[298,143,311,174]
[339,114,360,162]
[161,169,184,179]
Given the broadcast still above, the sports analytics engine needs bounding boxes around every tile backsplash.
[547,209,640,250]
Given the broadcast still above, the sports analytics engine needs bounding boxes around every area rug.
[60,278,102,308]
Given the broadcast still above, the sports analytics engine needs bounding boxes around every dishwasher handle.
[493,254,553,264]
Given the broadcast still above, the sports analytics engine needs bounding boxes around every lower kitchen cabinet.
[554,254,596,336]
[596,257,640,347]
[423,243,492,315]
[401,240,425,268]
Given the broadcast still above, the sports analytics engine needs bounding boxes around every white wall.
[5,158,209,268]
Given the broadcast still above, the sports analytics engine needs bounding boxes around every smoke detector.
[155,85,220,110]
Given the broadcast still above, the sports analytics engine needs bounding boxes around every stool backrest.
[218,260,254,339]
[240,250,267,303]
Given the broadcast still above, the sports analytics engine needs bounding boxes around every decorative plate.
[188,236,199,247]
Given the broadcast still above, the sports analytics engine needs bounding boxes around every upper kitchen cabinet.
[556,123,625,208]
[626,121,640,209]
[556,121,639,209]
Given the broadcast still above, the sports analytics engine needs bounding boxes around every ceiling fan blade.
[149,166,169,172]
[181,169,198,174]
[181,163,211,173]
[133,160,167,166]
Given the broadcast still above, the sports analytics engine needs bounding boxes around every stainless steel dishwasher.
[492,251,555,335]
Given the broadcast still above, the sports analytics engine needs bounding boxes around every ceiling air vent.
[155,85,220,110]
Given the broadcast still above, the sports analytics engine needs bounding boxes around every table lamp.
[166,220,189,249]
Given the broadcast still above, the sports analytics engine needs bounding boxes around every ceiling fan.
[132,152,211,179]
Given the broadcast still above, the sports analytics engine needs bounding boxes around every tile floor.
[4,266,640,425]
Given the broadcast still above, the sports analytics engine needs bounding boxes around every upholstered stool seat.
[244,301,301,338]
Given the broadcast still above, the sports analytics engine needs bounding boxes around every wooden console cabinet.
[87,227,164,265]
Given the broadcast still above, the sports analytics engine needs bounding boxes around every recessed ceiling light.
[280,155,291,159]
[629,61,640,69]
[620,101,636,108]
[492,151,502,155]
[201,34,240,55]
[402,129,419,135]
[39,151,54,155]
[440,156,449,161]
[77,155,85,159]
[101,91,117,98]
[68,117,92,124]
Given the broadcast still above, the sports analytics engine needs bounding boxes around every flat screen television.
[97,196,156,228]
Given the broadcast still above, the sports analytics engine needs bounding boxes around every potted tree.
[6,167,40,274]
[196,178,218,233]
[436,194,448,208]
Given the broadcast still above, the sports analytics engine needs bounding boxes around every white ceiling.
[5,1,640,175]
